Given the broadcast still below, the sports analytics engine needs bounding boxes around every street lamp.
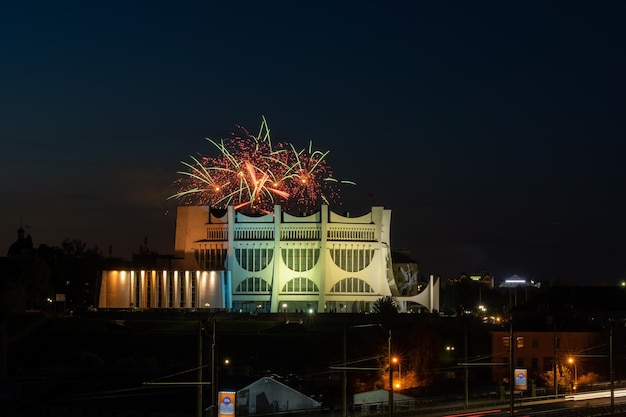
[392,356,402,390]
[388,330,393,417]
[392,356,402,379]
[568,357,577,390]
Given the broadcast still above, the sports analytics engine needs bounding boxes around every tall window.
[330,248,375,272]
[195,247,227,270]
[146,273,152,308]
[236,248,274,272]
[168,275,174,308]
[502,337,510,348]
[134,274,140,308]
[543,357,553,372]
[281,248,319,272]
[190,277,196,308]
[155,274,162,308]
[179,277,185,308]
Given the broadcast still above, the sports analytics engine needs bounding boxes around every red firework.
[170,117,354,213]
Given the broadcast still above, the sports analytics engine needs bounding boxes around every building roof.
[353,389,415,405]
[237,377,321,412]
[7,226,34,257]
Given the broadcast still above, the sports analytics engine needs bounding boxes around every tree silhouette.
[372,296,400,315]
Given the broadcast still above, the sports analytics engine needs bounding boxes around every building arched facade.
[99,205,439,313]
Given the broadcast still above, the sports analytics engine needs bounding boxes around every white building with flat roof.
[98,205,439,313]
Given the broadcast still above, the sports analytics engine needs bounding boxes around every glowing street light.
[392,356,402,379]
[388,330,393,417]
[568,357,577,390]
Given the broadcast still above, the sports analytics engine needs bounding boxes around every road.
[420,389,626,417]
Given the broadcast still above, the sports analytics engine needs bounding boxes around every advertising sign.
[514,368,528,391]
[218,391,236,417]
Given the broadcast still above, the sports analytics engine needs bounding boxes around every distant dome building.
[7,226,34,258]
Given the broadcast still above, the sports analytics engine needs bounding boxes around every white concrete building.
[98,205,439,313]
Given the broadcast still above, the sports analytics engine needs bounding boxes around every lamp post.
[610,318,614,413]
[198,322,203,417]
[392,357,402,390]
[388,330,393,417]
[509,319,514,417]
[392,356,401,379]
[568,357,577,390]
[464,319,469,406]
[343,324,347,417]
[553,319,558,398]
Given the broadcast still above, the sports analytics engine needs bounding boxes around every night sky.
[2,1,625,285]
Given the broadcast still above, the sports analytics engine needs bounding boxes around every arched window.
[330,277,374,293]
[235,277,272,293]
[281,277,319,293]
[235,248,274,272]
[281,248,320,271]
[329,248,375,272]
[194,247,228,270]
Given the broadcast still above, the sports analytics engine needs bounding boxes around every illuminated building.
[99,205,439,313]
[458,272,494,288]
[490,327,603,386]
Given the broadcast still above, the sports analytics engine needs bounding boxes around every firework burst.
[169,117,355,213]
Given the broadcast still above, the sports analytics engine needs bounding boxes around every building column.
[270,205,282,312]
[319,205,328,311]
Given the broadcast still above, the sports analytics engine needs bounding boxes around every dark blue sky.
[2,1,625,284]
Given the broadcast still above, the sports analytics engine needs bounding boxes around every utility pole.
[198,322,203,417]
[333,323,384,417]
[464,319,469,406]
[610,318,614,414]
[509,319,514,417]
[212,320,217,417]
[343,323,347,417]
[388,329,393,417]
[553,319,558,398]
